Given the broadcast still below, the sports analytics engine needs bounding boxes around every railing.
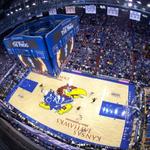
[0,63,16,85]
[0,100,82,150]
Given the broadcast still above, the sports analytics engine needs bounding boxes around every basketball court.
[6,71,134,149]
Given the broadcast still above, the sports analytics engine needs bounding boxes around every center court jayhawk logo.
[39,84,87,115]
[57,84,87,98]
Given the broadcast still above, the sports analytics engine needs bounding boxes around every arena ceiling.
[0,0,150,21]
[0,0,150,13]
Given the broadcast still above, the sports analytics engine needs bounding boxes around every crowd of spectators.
[0,47,14,80]
[65,14,150,149]
[0,13,149,150]
[0,63,27,101]
[65,14,150,87]
[144,89,150,147]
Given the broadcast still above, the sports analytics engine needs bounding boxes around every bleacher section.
[143,88,150,148]
[0,7,149,150]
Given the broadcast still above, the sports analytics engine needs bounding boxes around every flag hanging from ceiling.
[65,6,76,14]
[85,5,96,14]
[129,10,141,21]
[49,8,57,15]
[107,7,119,16]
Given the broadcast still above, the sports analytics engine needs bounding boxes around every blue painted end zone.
[100,101,126,120]
[4,69,31,102]
[19,79,38,93]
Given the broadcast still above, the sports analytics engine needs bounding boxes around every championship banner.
[129,10,141,21]
[49,8,57,15]
[107,7,119,17]
[65,6,76,14]
[85,5,96,14]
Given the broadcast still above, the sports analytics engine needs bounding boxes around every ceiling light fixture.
[32,3,36,6]
[43,0,48,3]
[128,2,133,7]
[137,1,141,4]
[147,4,150,8]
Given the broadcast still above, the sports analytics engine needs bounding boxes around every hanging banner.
[85,5,96,14]
[107,7,119,16]
[129,10,141,21]
[65,6,76,14]
[49,8,57,15]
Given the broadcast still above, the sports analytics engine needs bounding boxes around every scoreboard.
[45,15,79,74]
[3,15,79,76]
[4,37,48,59]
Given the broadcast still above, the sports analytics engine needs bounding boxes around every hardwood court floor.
[9,71,129,147]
